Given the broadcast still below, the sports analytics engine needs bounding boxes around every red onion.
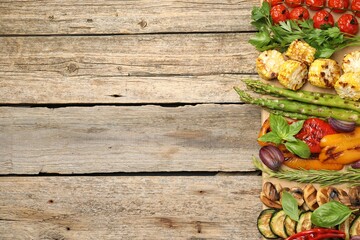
[351,160,360,169]
[259,145,284,171]
[350,236,360,240]
[328,117,356,133]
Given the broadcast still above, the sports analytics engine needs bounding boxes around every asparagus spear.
[242,79,360,113]
[266,109,322,120]
[234,87,360,124]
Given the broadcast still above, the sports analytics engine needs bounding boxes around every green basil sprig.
[281,191,299,221]
[311,201,353,227]
[258,114,311,158]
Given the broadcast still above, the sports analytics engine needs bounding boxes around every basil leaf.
[283,135,297,142]
[258,132,282,145]
[270,114,289,139]
[285,139,311,158]
[288,120,304,136]
[311,201,352,227]
[281,191,299,221]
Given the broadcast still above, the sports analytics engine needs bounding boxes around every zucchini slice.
[270,210,287,239]
[296,211,312,233]
[257,209,278,239]
[285,215,297,237]
[338,214,356,240]
[350,215,360,238]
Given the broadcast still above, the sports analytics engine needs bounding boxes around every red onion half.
[259,145,284,171]
[328,117,356,133]
[351,160,360,169]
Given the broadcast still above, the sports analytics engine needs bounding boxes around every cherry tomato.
[313,10,335,29]
[265,0,284,6]
[337,14,359,35]
[305,0,325,10]
[285,0,304,8]
[270,4,290,24]
[351,0,360,18]
[289,6,310,21]
[328,0,349,13]
[295,118,337,153]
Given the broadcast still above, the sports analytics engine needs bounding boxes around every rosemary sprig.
[253,157,360,186]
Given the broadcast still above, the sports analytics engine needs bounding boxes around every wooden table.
[0,1,263,239]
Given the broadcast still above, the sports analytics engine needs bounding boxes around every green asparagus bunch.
[243,79,360,113]
[234,81,360,124]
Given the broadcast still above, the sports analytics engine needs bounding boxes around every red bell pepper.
[286,228,345,240]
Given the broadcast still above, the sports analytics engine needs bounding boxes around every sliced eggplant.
[338,214,356,240]
[257,209,278,239]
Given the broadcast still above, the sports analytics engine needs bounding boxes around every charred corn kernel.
[277,60,308,90]
[256,50,285,80]
[342,50,360,73]
[285,40,316,66]
[334,72,360,101]
[308,59,341,88]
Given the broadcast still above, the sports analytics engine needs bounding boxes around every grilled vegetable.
[303,184,319,211]
[308,58,341,88]
[319,127,360,164]
[233,88,360,124]
[338,214,356,240]
[335,72,360,101]
[296,211,313,233]
[285,40,316,66]
[328,117,356,132]
[342,51,360,73]
[270,210,288,238]
[242,79,360,113]
[257,209,279,239]
[285,215,297,237]
[256,50,285,80]
[278,60,308,90]
[350,215,360,238]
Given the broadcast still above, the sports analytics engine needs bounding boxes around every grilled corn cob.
[256,50,285,80]
[308,59,341,88]
[285,40,316,66]
[342,50,360,73]
[278,60,308,90]
[334,72,360,101]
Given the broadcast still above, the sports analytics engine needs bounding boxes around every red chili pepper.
[286,228,346,240]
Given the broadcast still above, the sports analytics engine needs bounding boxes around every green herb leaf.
[258,131,282,145]
[281,191,299,221]
[285,139,311,158]
[270,114,289,139]
[288,120,304,136]
[311,201,352,227]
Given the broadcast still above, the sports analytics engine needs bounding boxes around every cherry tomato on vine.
[328,0,349,13]
[270,4,290,24]
[305,0,325,10]
[289,6,310,21]
[351,0,360,18]
[285,0,304,8]
[337,14,359,35]
[313,10,335,29]
[295,118,337,153]
[264,0,284,6]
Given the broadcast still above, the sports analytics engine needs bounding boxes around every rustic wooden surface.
[0,0,262,239]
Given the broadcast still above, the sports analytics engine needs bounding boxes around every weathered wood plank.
[0,0,257,35]
[0,175,262,240]
[0,34,257,104]
[0,104,261,174]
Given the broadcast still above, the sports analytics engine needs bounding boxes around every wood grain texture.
[0,34,258,104]
[0,104,261,174]
[0,0,257,35]
[0,175,262,240]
